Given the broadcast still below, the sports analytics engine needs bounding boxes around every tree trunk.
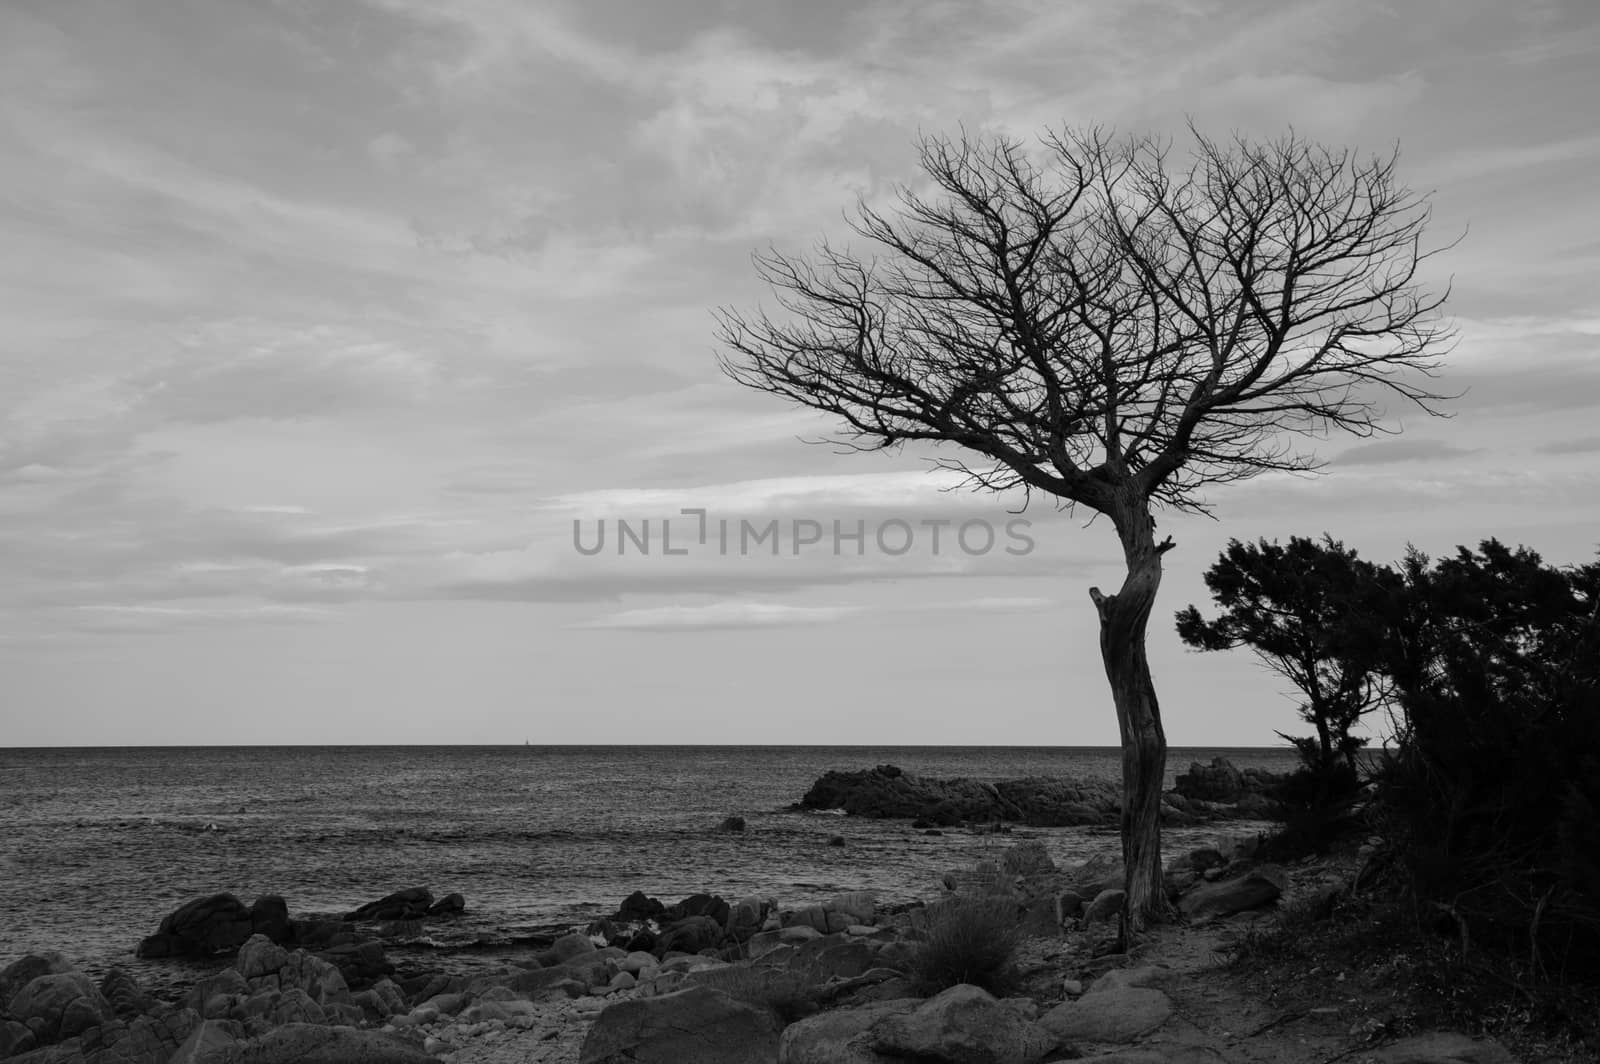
[1089,497,1174,933]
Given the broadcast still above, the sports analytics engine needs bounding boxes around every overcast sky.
[3,0,1597,747]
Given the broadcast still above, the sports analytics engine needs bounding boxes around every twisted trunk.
[1089,493,1175,932]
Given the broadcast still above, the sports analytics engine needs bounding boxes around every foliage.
[906,895,1023,996]
[1176,534,1400,775]
[1370,540,1600,982]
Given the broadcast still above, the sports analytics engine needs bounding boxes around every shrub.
[906,895,1021,995]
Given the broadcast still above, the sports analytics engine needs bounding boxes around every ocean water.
[0,745,1295,993]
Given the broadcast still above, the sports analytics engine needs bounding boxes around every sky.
[2,0,1597,748]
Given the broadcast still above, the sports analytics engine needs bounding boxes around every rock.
[248,896,292,944]
[1371,1031,1516,1063]
[620,951,658,975]
[1173,757,1244,801]
[276,950,351,1006]
[96,968,155,1018]
[796,765,1122,827]
[784,906,850,936]
[720,816,747,832]
[425,893,465,917]
[871,984,1057,1064]
[0,954,75,1013]
[827,836,847,847]
[316,941,392,989]
[1086,966,1170,993]
[616,891,665,921]
[1040,986,1173,1045]
[663,894,731,927]
[1177,865,1287,921]
[542,932,598,965]
[237,936,290,982]
[0,1020,37,1059]
[8,972,117,1044]
[777,999,920,1064]
[1082,889,1125,927]
[657,915,726,955]
[212,1022,434,1063]
[578,985,782,1064]
[138,894,256,958]
[344,888,433,922]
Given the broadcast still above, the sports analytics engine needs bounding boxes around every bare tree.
[715,124,1456,928]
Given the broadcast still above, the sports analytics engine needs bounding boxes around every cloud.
[1332,439,1484,467]
[1536,436,1600,456]
[575,600,862,631]
[66,603,334,635]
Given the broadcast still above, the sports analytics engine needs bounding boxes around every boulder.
[663,894,731,927]
[719,816,747,832]
[870,984,1058,1064]
[237,936,290,982]
[652,915,723,953]
[615,891,665,921]
[276,951,351,1006]
[578,985,782,1064]
[1371,1031,1516,1064]
[138,894,256,958]
[1177,865,1287,921]
[1082,889,1126,927]
[344,888,433,922]
[315,941,392,989]
[8,972,117,1044]
[0,954,74,1014]
[248,896,292,944]
[1040,986,1173,1045]
[777,999,920,1064]
[96,968,155,1018]
[538,932,597,967]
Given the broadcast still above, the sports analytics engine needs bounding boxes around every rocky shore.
[796,758,1288,827]
[1,759,1521,1064]
[0,830,1519,1064]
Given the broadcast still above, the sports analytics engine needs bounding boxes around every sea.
[0,745,1295,996]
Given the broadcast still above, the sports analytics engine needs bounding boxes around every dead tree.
[715,124,1457,927]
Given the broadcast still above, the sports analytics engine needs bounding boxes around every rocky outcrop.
[798,761,1285,827]
[135,894,262,959]
[1173,757,1286,812]
[344,888,434,923]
